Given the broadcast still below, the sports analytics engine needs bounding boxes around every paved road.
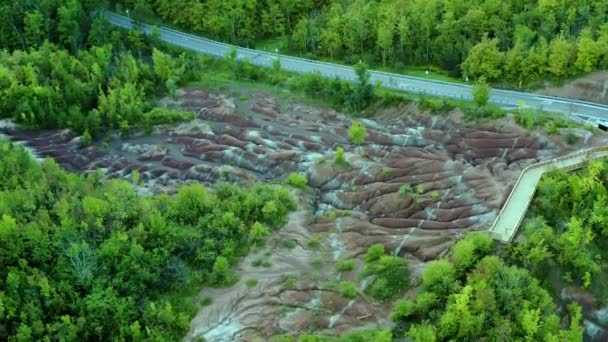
[490,147,608,243]
[107,12,608,124]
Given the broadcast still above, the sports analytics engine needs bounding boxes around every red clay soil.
[3,89,607,341]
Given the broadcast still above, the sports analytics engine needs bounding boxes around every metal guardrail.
[489,146,608,242]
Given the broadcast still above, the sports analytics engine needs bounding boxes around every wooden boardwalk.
[489,146,608,243]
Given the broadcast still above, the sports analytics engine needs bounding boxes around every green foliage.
[471,77,491,107]
[407,322,437,342]
[250,221,270,242]
[338,281,358,299]
[245,278,258,288]
[200,296,213,306]
[516,160,608,288]
[365,244,386,263]
[348,120,367,145]
[421,260,458,296]
[81,129,93,147]
[462,36,504,81]
[417,97,456,115]
[334,147,348,167]
[391,299,415,321]
[282,275,297,289]
[450,233,493,272]
[393,248,583,341]
[566,131,580,145]
[307,235,322,250]
[286,172,308,189]
[335,258,356,272]
[398,184,413,198]
[144,107,195,126]
[350,63,374,112]
[117,0,608,86]
[516,104,537,129]
[363,247,410,302]
[0,141,295,340]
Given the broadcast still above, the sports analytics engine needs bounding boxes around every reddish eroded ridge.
[2,89,591,340]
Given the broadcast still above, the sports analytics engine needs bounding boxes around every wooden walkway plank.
[489,147,608,243]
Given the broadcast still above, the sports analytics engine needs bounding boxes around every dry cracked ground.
[2,89,607,341]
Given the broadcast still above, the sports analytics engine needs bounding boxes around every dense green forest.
[113,0,608,86]
[0,0,198,138]
[507,160,608,295]
[0,141,295,340]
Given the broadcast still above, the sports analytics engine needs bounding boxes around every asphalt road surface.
[107,11,608,125]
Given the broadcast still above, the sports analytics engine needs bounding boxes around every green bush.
[450,233,494,273]
[365,244,386,263]
[472,77,490,107]
[200,297,213,306]
[422,260,458,296]
[334,147,348,167]
[210,256,239,287]
[335,258,357,272]
[399,184,413,198]
[566,131,579,145]
[391,299,415,321]
[282,275,297,289]
[348,120,367,145]
[144,107,195,126]
[245,278,258,288]
[515,105,536,129]
[286,172,308,189]
[365,255,410,302]
[307,235,323,250]
[338,281,358,299]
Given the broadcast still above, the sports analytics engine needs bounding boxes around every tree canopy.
[0,141,296,340]
[113,0,608,86]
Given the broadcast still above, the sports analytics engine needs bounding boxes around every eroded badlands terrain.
[2,89,604,341]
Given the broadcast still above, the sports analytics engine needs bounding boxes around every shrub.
[472,77,490,107]
[348,120,367,145]
[144,107,195,126]
[281,239,296,249]
[365,255,410,302]
[391,299,415,321]
[408,323,438,342]
[210,256,239,287]
[516,104,536,129]
[286,172,308,189]
[451,233,494,273]
[282,275,297,289]
[365,244,386,263]
[311,258,324,269]
[566,131,579,145]
[80,129,93,147]
[422,260,458,296]
[414,292,439,313]
[334,147,348,167]
[200,296,213,306]
[338,281,358,299]
[245,278,258,288]
[335,258,356,272]
[398,184,413,198]
[250,221,270,242]
[417,184,425,194]
[307,235,322,250]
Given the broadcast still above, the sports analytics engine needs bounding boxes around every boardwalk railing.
[489,146,608,243]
